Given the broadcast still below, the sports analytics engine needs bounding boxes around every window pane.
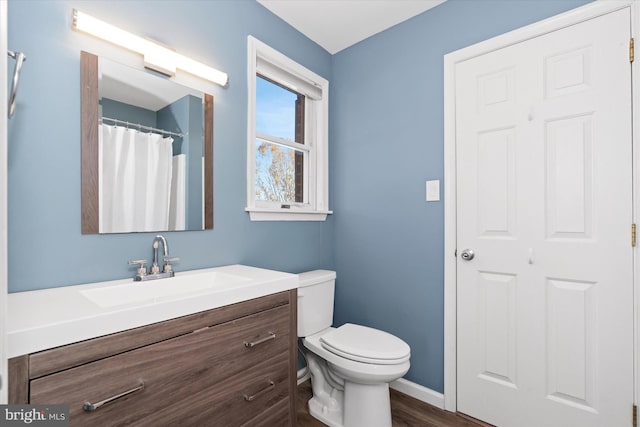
[256,75,301,142]
[255,139,304,203]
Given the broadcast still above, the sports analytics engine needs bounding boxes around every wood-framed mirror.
[80,51,213,234]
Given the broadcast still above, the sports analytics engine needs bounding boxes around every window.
[255,75,305,204]
[246,36,331,221]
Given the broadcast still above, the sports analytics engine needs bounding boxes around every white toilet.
[298,270,411,427]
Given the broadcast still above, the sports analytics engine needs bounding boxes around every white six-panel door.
[456,8,633,426]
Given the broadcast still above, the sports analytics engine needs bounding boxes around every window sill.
[245,208,333,222]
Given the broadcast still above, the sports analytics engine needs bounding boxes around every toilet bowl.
[297,270,411,427]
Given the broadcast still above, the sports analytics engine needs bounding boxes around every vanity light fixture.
[71,9,228,86]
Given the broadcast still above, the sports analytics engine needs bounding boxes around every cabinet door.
[30,304,291,426]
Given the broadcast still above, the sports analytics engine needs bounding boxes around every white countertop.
[7,264,298,358]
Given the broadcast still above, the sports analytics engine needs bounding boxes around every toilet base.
[306,351,393,427]
[308,380,393,427]
[308,395,343,427]
[306,351,344,427]
[343,382,392,427]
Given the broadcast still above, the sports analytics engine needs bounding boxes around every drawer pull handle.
[244,332,276,348]
[83,381,145,412]
[243,381,275,402]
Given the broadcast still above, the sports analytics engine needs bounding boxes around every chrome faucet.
[128,235,180,281]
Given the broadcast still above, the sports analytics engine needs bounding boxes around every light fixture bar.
[71,9,228,86]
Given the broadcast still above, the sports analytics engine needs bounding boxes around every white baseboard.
[390,378,445,410]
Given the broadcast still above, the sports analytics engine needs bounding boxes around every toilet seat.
[320,323,410,365]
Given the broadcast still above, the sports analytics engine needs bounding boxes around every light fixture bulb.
[71,9,228,86]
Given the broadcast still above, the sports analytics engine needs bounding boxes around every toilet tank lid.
[298,270,336,287]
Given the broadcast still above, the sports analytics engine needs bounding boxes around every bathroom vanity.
[7,265,298,426]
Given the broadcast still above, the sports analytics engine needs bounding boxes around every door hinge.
[633,404,637,427]
[632,224,637,247]
[630,38,635,63]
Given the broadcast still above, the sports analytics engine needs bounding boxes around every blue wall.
[7,0,333,292]
[156,97,186,157]
[101,98,156,128]
[157,95,204,229]
[330,0,592,393]
[8,0,596,395]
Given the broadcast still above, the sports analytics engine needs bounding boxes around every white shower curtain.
[99,124,174,233]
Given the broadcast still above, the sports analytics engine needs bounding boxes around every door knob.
[460,249,475,261]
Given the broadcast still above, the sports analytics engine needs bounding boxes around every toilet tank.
[297,270,337,337]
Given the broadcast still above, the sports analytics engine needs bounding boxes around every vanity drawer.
[242,395,291,427]
[135,356,290,426]
[30,304,291,426]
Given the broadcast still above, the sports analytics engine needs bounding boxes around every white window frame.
[246,36,331,221]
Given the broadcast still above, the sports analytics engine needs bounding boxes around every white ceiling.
[257,0,447,54]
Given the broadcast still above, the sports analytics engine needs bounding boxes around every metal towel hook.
[7,50,26,119]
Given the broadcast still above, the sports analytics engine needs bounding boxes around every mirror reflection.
[81,51,213,234]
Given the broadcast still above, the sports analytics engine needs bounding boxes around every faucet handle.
[162,257,180,273]
[128,259,148,277]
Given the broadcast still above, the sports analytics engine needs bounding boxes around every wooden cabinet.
[9,290,297,426]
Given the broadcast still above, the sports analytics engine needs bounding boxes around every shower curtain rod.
[100,116,184,138]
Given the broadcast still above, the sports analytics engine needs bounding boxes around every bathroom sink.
[81,271,251,308]
[9,264,298,358]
